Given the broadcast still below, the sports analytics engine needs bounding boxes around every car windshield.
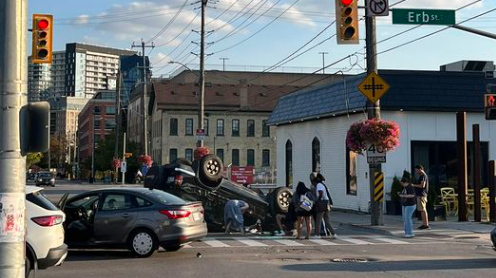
[38,173,52,178]
[27,190,58,211]
[142,189,187,205]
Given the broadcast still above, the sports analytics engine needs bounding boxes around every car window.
[27,191,58,211]
[143,190,187,205]
[134,196,153,208]
[67,195,99,209]
[38,173,52,178]
[101,194,133,211]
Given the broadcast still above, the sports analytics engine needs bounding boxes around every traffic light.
[32,14,53,64]
[484,94,496,120]
[335,0,359,44]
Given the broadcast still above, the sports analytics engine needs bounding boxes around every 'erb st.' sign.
[392,9,455,25]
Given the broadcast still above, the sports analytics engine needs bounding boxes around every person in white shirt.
[311,172,337,238]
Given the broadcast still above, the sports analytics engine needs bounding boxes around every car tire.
[128,229,158,258]
[25,253,33,278]
[273,187,293,214]
[199,154,223,184]
[162,245,182,252]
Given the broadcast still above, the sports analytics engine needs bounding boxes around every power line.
[154,11,200,47]
[211,0,302,54]
[211,0,257,33]
[146,0,190,43]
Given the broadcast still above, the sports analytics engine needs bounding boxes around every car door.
[63,193,100,245]
[93,193,138,244]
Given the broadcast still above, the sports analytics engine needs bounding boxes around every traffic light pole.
[365,7,383,226]
[198,0,208,147]
[0,1,28,277]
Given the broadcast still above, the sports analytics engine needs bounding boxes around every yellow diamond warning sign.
[357,72,390,103]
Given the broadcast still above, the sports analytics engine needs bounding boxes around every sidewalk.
[332,210,496,238]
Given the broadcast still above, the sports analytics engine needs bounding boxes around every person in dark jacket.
[400,176,417,238]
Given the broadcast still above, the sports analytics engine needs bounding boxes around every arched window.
[312,137,321,172]
[285,140,293,187]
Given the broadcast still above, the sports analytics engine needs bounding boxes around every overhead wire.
[146,0,190,43]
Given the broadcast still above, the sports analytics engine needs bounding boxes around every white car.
[26,186,68,277]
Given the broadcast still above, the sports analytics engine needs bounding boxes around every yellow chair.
[440,187,458,215]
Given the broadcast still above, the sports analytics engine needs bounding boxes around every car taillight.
[31,215,63,227]
[159,209,191,219]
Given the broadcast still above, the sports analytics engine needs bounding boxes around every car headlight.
[38,179,42,182]
[50,178,55,182]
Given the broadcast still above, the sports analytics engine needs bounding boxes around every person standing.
[413,165,430,229]
[311,173,337,239]
[293,182,313,239]
[399,176,416,238]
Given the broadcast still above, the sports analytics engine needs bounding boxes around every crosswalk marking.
[334,237,373,245]
[203,239,230,248]
[372,237,410,244]
[233,238,268,247]
[309,239,339,246]
[272,239,304,246]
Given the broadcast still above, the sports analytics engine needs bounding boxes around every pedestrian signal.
[485,94,496,120]
[32,14,53,64]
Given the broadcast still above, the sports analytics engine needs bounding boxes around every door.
[93,193,138,244]
[64,193,100,245]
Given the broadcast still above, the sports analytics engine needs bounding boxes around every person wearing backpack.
[293,181,314,239]
[311,172,337,239]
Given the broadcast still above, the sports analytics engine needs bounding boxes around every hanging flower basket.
[111,158,121,169]
[139,155,153,167]
[346,119,400,154]
[194,147,210,161]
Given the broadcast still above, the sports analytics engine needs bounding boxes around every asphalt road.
[32,180,496,278]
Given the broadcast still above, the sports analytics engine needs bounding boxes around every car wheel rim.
[278,192,290,209]
[132,232,153,255]
[206,160,220,176]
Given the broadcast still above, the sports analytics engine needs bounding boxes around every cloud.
[393,0,484,9]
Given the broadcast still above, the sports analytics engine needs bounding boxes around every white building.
[268,69,494,212]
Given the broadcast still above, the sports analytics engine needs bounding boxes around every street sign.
[374,172,384,202]
[367,144,386,164]
[121,161,127,173]
[367,0,389,17]
[357,72,391,103]
[196,129,205,141]
[392,9,456,25]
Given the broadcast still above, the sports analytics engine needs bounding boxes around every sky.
[28,0,496,78]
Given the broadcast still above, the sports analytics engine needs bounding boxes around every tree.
[50,134,68,168]
[26,152,43,170]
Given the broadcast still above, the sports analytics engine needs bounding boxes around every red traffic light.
[38,19,49,29]
[341,0,353,5]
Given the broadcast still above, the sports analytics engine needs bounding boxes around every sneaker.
[275,231,285,236]
[404,234,415,238]
[330,234,338,239]
[418,225,429,230]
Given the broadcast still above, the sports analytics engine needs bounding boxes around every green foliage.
[26,152,43,170]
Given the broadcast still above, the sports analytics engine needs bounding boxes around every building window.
[106,107,116,115]
[262,120,270,137]
[232,119,240,137]
[312,137,321,172]
[262,149,270,167]
[185,148,193,162]
[185,118,194,136]
[105,120,116,129]
[93,106,101,115]
[285,140,293,187]
[204,119,209,136]
[217,119,224,136]
[94,119,101,129]
[169,148,177,163]
[247,149,255,166]
[247,120,255,137]
[346,147,358,196]
[216,149,224,163]
[232,149,239,166]
[170,118,178,136]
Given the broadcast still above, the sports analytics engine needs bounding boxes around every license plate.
[193,212,202,221]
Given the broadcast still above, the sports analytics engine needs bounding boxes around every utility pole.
[132,40,153,156]
[318,52,328,74]
[198,0,208,147]
[114,71,121,184]
[219,57,229,71]
[0,0,28,277]
[122,132,126,185]
[365,5,383,226]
